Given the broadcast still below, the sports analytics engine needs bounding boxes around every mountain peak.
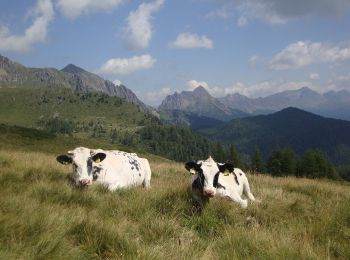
[299,86,312,92]
[193,86,208,93]
[192,86,211,97]
[61,64,86,74]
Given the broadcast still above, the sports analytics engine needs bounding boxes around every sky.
[1,0,350,106]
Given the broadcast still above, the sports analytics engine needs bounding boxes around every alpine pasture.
[0,126,349,259]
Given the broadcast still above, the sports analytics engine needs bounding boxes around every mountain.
[198,107,350,166]
[159,86,248,122]
[219,87,350,120]
[0,54,71,89]
[61,63,148,110]
[0,54,147,111]
[159,109,224,130]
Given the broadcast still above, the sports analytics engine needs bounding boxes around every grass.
[0,147,349,259]
[0,87,148,131]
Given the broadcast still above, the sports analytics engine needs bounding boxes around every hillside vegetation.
[199,107,350,166]
[0,127,349,259]
[0,87,214,162]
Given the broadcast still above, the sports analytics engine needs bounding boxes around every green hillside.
[0,87,214,161]
[198,107,350,166]
[0,87,147,129]
[0,123,349,259]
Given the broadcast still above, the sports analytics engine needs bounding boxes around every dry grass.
[0,149,349,259]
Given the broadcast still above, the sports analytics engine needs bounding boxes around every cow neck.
[215,169,240,186]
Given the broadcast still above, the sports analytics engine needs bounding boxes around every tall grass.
[0,149,349,259]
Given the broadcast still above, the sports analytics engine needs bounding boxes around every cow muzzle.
[79,179,92,186]
[203,189,215,198]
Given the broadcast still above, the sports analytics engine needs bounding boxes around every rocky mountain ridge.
[0,54,148,111]
[159,86,248,121]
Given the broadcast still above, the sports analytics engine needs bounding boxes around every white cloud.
[185,79,317,98]
[123,0,164,50]
[186,80,210,91]
[248,55,261,67]
[237,16,248,27]
[206,3,235,19]
[169,32,213,49]
[216,80,314,98]
[141,87,172,106]
[0,0,54,53]
[57,0,124,19]
[336,74,350,81]
[98,54,156,75]
[270,41,350,70]
[309,73,320,80]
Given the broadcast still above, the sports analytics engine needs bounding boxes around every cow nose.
[204,189,215,198]
[79,179,90,186]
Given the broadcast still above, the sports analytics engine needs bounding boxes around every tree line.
[211,144,340,180]
[36,113,343,181]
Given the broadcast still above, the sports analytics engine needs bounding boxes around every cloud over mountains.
[123,0,164,50]
[0,0,54,53]
[97,54,156,75]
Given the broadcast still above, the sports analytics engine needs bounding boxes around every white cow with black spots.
[57,147,151,191]
[185,156,257,208]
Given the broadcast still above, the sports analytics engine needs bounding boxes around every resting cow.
[185,156,256,208]
[57,147,151,191]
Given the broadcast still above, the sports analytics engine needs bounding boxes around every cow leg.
[142,161,152,189]
[243,179,256,201]
[227,191,248,208]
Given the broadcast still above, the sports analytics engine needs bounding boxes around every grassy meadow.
[0,127,350,259]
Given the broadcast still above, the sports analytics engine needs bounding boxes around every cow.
[56,147,151,191]
[185,156,256,208]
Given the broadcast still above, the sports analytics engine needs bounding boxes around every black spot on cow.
[213,172,226,190]
[87,159,93,173]
[192,176,203,191]
[128,155,140,171]
[233,172,239,185]
[92,166,102,181]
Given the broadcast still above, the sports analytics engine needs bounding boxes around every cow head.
[185,156,234,198]
[56,147,106,187]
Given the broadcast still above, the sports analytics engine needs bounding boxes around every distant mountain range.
[158,86,248,123]
[159,86,350,124]
[198,107,350,166]
[0,54,148,111]
[219,87,350,120]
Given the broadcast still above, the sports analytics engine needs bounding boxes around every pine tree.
[300,150,339,179]
[228,144,242,168]
[267,148,283,176]
[281,148,299,176]
[251,148,265,173]
[213,143,226,162]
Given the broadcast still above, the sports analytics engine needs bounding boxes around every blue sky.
[1,0,350,106]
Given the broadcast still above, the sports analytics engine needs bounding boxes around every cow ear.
[56,155,73,165]
[91,153,106,163]
[185,162,200,174]
[218,163,234,176]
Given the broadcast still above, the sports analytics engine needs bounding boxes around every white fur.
[62,147,151,191]
[191,157,256,208]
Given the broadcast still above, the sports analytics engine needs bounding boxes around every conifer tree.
[251,148,265,173]
[267,148,283,176]
[228,144,243,168]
